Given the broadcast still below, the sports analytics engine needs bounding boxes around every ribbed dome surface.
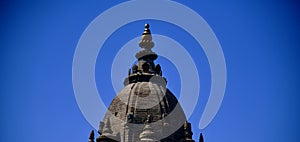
[109,81,182,123]
[99,79,187,141]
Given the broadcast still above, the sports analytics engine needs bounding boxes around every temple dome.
[94,24,196,142]
[99,79,187,141]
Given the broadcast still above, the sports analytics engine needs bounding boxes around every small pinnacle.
[200,133,204,142]
[145,23,149,29]
[136,23,157,59]
[89,130,95,142]
[143,23,151,35]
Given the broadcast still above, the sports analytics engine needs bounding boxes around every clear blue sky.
[1,0,300,142]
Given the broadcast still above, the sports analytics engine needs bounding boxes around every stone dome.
[94,24,196,142]
[98,79,187,141]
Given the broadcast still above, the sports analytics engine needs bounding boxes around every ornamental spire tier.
[125,24,163,85]
[135,24,157,60]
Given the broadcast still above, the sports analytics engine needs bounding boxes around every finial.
[88,130,95,142]
[184,121,195,141]
[139,23,154,50]
[145,23,149,29]
[199,133,204,142]
[134,24,158,70]
[143,24,151,35]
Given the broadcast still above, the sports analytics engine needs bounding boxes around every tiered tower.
[88,24,204,142]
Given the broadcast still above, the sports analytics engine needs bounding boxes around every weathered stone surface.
[91,24,197,142]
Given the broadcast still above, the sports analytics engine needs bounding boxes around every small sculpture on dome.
[132,64,138,73]
[127,113,134,123]
[145,114,153,124]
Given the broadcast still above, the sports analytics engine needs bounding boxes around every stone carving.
[127,113,134,123]
[87,24,202,142]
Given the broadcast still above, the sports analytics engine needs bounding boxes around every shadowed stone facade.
[88,24,204,142]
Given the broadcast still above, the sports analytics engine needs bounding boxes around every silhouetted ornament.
[155,64,162,76]
[89,130,94,142]
[184,121,195,142]
[143,24,151,35]
[199,133,204,142]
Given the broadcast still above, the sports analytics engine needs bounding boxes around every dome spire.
[199,133,204,142]
[88,130,95,142]
[143,24,151,35]
[139,23,154,50]
[125,24,166,85]
[135,24,157,60]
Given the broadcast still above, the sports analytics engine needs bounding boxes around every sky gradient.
[1,0,300,142]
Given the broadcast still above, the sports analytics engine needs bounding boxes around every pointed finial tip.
[89,130,95,140]
[145,23,150,29]
[142,23,151,35]
[200,133,204,142]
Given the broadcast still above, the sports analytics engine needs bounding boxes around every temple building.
[88,24,204,142]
